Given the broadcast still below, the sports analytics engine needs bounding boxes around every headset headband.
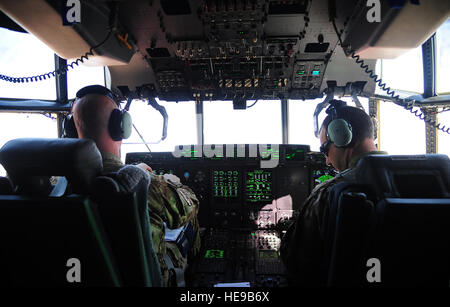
[326,99,347,119]
[75,85,119,107]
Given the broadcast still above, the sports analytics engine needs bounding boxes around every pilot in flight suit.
[280,101,387,286]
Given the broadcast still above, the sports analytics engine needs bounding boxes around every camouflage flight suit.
[101,151,201,287]
[280,151,387,286]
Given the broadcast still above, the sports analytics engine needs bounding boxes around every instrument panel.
[114,0,344,102]
[126,144,333,286]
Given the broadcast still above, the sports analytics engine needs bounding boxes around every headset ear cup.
[108,109,123,141]
[327,119,353,147]
[121,111,132,139]
[62,114,78,138]
[108,109,133,141]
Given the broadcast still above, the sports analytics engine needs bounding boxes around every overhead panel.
[112,0,342,101]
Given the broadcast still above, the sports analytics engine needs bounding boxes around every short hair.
[321,103,374,147]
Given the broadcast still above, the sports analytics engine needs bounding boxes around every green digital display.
[205,249,224,259]
[246,170,272,202]
[297,70,305,75]
[285,147,305,161]
[314,169,336,186]
[213,170,239,198]
[317,174,334,183]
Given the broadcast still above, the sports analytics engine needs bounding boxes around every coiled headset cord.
[331,17,450,135]
[0,28,113,83]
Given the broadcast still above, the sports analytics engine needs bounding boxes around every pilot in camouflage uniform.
[101,150,201,287]
[280,151,387,286]
[280,100,384,286]
[71,85,201,287]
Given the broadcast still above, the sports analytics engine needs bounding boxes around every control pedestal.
[188,228,287,287]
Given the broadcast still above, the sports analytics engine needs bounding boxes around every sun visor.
[0,0,135,66]
[338,0,450,59]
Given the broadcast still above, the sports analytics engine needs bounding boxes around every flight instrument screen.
[246,169,273,203]
[212,169,239,198]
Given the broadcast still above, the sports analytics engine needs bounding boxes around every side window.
[0,28,56,100]
[0,28,59,177]
[0,113,58,176]
[435,19,450,156]
[0,27,105,100]
[68,66,106,99]
[379,102,425,155]
[375,45,424,95]
[436,18,450,94]
[373,40,427,155]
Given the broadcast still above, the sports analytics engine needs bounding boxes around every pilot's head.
[319,100,376,172]
[72,85,122,155]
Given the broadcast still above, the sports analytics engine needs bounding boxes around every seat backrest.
[0,138,121,286]
[0,138,163,287]
[326,154,450,287]
[91,166,162,287]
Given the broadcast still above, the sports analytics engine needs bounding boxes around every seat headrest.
[355,154,450,198]
[0,138,103,194]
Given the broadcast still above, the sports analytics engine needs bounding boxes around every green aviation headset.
[62,85,132,141]
[325,100,353,148]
